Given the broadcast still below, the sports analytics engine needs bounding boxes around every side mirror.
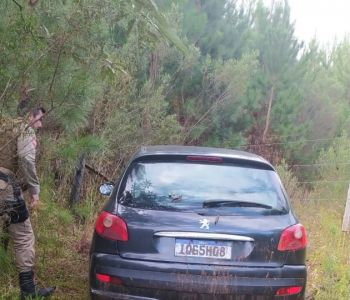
[99,182,114,196]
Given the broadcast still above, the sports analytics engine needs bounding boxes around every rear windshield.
[118,161,288,213]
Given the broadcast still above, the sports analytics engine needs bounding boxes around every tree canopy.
[1,0,350,182]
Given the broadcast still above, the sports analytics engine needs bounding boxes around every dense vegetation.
[0,0,349,299]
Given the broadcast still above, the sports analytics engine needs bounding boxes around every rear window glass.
[118,162,288,212]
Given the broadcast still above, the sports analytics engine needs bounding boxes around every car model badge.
[199,219,210,229]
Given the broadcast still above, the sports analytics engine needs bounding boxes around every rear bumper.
[90,253,306,300]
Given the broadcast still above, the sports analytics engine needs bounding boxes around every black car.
[89,145,307,300]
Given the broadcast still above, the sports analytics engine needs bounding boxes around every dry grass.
[292,197,350,300]
[278,148,350,300]
[0,180,100,299]
[1,172,349,299]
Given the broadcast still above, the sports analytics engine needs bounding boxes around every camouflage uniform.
[0,117,39,273]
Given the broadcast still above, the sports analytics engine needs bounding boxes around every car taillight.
[277,223,307,251]
[275,286,303,296]
[96,273,123,286]
[95,211,128,241]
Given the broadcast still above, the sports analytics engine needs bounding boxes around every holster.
[0,171,29,224]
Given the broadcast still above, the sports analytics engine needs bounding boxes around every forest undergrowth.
[0,156,349,299]
[1,0,350,299]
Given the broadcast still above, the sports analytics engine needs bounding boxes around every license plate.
[175,239,232,259]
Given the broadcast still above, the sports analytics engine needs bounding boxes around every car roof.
[132,145,274,170]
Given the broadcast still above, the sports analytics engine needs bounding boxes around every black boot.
[19,271,55,299]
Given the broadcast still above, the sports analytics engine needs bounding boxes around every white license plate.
[175,239,232,259]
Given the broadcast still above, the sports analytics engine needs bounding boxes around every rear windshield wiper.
[202,200,273,209]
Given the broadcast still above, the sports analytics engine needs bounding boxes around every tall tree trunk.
[142,106,151,142]
[69,153,86,206]
[262,85,275,143]
[148,51,159,86]
[145,49,160,141]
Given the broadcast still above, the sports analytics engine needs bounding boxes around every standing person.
[0,107,55,299]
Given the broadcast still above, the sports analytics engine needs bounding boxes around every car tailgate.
[116,206,295,267]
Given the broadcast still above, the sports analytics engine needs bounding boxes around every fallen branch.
[85,163,111,182]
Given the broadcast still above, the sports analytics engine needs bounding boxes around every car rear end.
[89,146,307,300]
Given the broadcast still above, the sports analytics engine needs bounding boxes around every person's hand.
[29,193,39,209]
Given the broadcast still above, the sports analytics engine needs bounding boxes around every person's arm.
[17,128,40,208]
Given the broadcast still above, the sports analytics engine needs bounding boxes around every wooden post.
[69,153,86,206]
[342,183,350,232]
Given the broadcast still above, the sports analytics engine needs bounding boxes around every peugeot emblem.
[199,218,210,230]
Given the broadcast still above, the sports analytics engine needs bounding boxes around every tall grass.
[279,134,350,300]
[0,174,105,299]
[1,137,350,299]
